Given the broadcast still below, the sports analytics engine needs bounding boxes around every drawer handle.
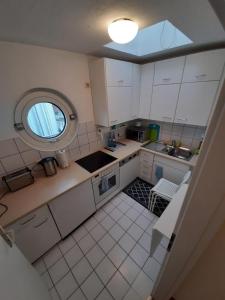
[111,120,118,123]
[162,78,171,81]
[34,218,48,228]
[176,117,188,121]
[162,116,172,119]
[118,80,124,82]
[20,214,36,225]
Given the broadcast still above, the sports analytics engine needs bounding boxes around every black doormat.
[123,177,169,217]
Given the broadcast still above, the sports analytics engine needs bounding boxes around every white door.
[175,81,219,126]
[154,56,185,85]
[107,87,132,125]
[150,84,180,122]
[0,228,50,300]
[130,64,141,119]
[182,49,225,82]
[139,63,154,119]
[105,58,133,86]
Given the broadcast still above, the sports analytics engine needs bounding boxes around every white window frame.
[14,88,78,151]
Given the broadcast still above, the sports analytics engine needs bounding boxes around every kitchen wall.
[0,41,94,140]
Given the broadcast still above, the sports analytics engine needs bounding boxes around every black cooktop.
[75,151,117,173]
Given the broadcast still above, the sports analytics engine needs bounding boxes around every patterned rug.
[123,177,169,217]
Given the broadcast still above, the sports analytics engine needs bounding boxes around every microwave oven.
[126,126,149,143]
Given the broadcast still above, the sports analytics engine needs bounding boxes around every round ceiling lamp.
[108,18,138,44]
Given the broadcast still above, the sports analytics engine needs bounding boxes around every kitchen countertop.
[0,139,198,227]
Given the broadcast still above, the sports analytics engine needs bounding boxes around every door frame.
[152,72,225,299]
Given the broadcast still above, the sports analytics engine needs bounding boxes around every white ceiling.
[0,0,224,62]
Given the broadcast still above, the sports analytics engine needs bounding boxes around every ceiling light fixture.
[108,18,138,44]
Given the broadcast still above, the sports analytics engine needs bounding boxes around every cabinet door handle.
[195,74,207,79]
[162,116,172,120]
[34,218,48,228]
[176,117,188,121]
[20,214,36,225]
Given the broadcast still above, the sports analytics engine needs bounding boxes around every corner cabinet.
[48,179,96,238]
[90,58,140,126]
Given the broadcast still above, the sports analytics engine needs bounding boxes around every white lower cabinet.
[120,153,139,190]
[48,179,96,238]
[7,205,61,263]
[139,150,154,183]
[152,155,190,185]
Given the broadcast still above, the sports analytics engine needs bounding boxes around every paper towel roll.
[56,150,70,168]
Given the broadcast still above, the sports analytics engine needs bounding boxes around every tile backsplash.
[0,121,102,183]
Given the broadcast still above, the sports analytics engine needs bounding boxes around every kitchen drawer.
[140,165,153,178]
[7,205,61,262]
[140,150,154,165]
[153,155,189,171]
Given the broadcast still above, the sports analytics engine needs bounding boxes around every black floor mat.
[123,177,169,217]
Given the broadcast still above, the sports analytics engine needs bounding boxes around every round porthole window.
[14,88,78,151]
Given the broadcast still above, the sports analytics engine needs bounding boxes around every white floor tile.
[81,272,104,300]
[143,257,161,282]
[78,233,96,254]
[117,201,130,213]
[123,287,142,300]
[33,258,46,275]
[96,288,114,300]
[132,202,145,213]
[135,214,151,230]
[98,234,116,254]
[132,271,154,299]
[64,245,83,268]
[72,226,88,242]
[43,245,62,269]
[85,217,98,231]
[108,244,127,268]
[117,215,133,231]
[68,288,86,300]
[55,272,78,300]
[141,209,155,222]
[130,244,149,268]
[119,256,141,284]
[110,207,123,221]
[127,223,144,241]
[118,233,136,253]
[138,232,151,252]
[86,244,105,268]
[90,224,106,241]
[41,271,53,290]
[72,257,93,285]
[49,288,60,300]
[107,271,129,300]
[153,245,167,264]
[48,257,69,284]
[160,237,169,249]
[103,202,115,214]
[59,236,76,254]
[95,256,117,284]
[126,208,140,222]
[110,196,122,207]
[100,215,115,231]
[94,209,107,222]
[109,223,125,241]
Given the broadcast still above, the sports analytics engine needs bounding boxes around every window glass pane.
[27,102,66,138]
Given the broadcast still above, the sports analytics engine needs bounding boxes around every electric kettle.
[38,157,58,176]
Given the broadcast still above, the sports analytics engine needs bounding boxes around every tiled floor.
[33,192,168,300]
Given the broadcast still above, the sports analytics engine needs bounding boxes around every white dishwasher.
[119,152,139,190]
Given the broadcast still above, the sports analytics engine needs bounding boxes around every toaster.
[2,167,34,192]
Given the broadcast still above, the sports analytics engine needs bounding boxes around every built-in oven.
[92,163,120,205]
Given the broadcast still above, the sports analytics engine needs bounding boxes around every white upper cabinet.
[139,63,155,119]
[131,63,141,119]
[175,81,219,126]
[105,58,133,86]
[108,87,132,125]
[182,49,225,82]
[154,56,185,85]
[150,84,180,122]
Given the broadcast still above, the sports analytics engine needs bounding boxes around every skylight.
[104,20,193,57]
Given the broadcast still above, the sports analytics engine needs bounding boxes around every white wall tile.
[40,151,56,159]
[1,154,24,172]
[69,137,79,149]
[69,148,81,161]
[79,144,90,157]
[86,121,96,133]
[21,149,41,165]
[78,123,87,135]
[0,139,19,158]
[182,126,196,138]
[14,138,32,152]
[78,134,89,146]
[88,132,97,143]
